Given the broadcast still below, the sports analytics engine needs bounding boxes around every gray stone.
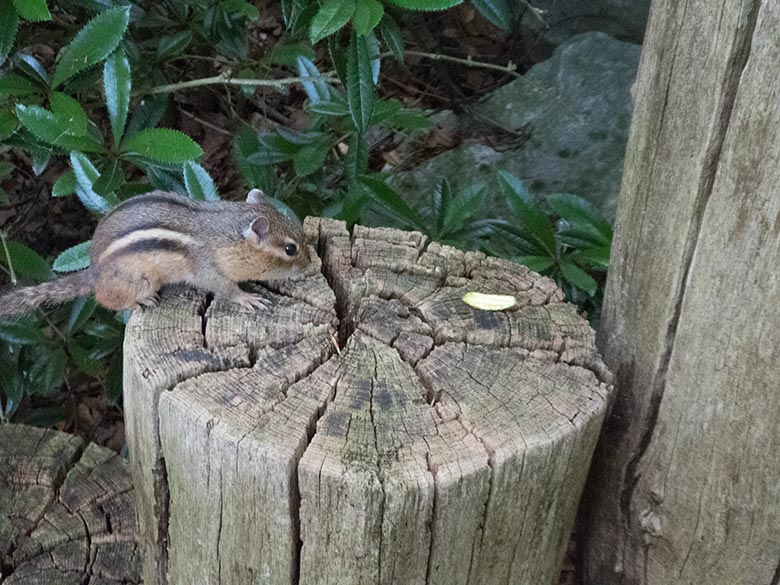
[389,32,641,221]
[523,0,651,46]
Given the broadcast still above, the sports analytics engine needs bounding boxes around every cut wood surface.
[0,423,140,584]
[584,1,780,584]
[124,218,612,585]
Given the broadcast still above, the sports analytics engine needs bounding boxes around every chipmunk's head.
[242,189,311,277]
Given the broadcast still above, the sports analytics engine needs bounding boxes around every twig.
[180,109,232,136]
[136,71,339,97]
[393,50,521,79]
[0,230,17,285]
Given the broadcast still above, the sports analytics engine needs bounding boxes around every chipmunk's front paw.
[234,291,272,311]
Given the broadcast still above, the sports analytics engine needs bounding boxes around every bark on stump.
[123,218,612,585]
[0,424,141,584]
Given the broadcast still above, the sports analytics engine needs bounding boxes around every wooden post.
[124,218,612,585]
[584,1,780,583]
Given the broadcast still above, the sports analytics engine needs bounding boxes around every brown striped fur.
[0,189,310,315]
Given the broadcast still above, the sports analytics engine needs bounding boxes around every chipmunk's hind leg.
[93,267,160,311]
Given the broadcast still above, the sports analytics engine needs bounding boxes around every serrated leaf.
[50,92,87,136]
[103,49,130,148]
[15,54,49,87]
[31,348,68,394]
[369,99,402,125]
[441,181,486,235]
[120,128,202,164]
[344,132,367,182]
[293,141,329,177]
[232,125,276,192]
[52,169,76,197]
[3,241,53,281]
[0,321,46,345]
[0,72,37,96]
[471,0,511,30]
[308,100,349,116]
[388,108,433,130]
[547,193,612,243]
[0,108,18,140]
[156,30,193,60]
[69,151,112,213]
[328,34,348,84]
[296,55,331,104]
[92,159,123,196]
[12,0,50,21]
[353,0,384,35]
[568,247,611,270]
[386,0,462,9]
[124,94,167,138]
[52,6,131,88]
[378,15,404,60]
[561,262,597,296]
[359,175,427,232]
[497,170,556,255]
[67,341,102,376]
[346,31,374,133]
[309,0,355,43]
[367,32,380,84]
[65,295,96,335]
[183,161,220,201]
[262,42,315,67]
[15,104,104,152]
[53,240,91,273]
[0,0,18,67]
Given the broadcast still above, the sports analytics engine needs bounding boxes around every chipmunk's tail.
[0,270,95,317]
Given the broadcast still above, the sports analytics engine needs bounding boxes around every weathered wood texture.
[0,424,141,584]
[584,1,780,584]
[124,218,612,585]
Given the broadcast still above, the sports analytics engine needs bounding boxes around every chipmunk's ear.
[246,189,265,205]
[243,216,270,243]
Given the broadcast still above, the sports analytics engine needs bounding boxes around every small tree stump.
[0,424,141,584]
[124,218,612,585]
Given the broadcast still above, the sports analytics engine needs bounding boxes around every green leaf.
[378,15,404,60]
[328,34,348,83]
[183,161,220,201]
[369,99,402,125]
[53,240,91,273]
[262,42,315,67]
[65,295,96,335]
[296,56,332,104]
[0,72,37,96]
[70,152,113,213]
[92,159,124,196]
[309,0,356,43]
[293,141,329,177]
[547,193,612,243]
[52,170,77,198]
[567,247,611,270]
[497,170,556,256]
[105,352,123,403]
[121,128,202,164]
[561,262,597,296]
[52,6,131,88]
[516,255,555,273]
[344,132,367,182]
[353,0,384,35]
[15,104,104,152]
[233,125,276,192]
[441,181,486,236]
[346,31,374,133]
[30,348,68,394]
[359,175,427,232]
[12,0,50,21]
[0,108,18,140]
[124,94,167,138]
[0,161,12,179]
[50,92,87,136]
[15,54,49,87]
[471,0,511,31]
[308,100,349,116]
[387,108,432,130]
[0,321,46,345]
[0,0,18,67]
[3,241,53,281]
[156,30,193,60]
[265,195,302,224]
[103,49,131,148]
[386,0,462,9]
[67,341,102,376]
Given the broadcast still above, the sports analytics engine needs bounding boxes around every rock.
[523,0,651,47]
[389,32,641,221]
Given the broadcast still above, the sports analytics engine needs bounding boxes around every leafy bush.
[0,0,606,426]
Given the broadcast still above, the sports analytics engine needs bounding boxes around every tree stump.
[123,218,612,585]
[0,424,141,584]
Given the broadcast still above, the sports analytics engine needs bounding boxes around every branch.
[135,70,339,97]
[392,50,521,78]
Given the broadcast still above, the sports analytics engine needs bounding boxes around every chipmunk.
[0,188,311,316]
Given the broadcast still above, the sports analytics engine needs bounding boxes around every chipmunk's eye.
[284,243,298,257]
